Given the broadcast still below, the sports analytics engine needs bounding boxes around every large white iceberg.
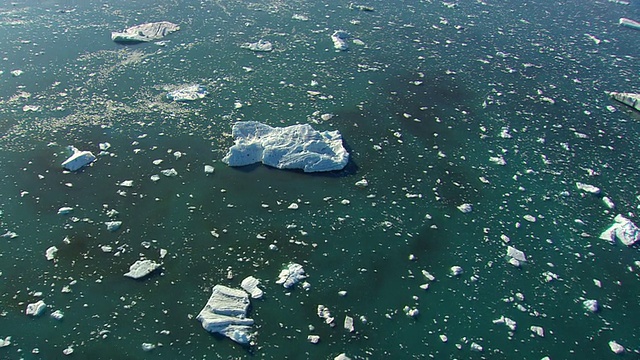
[196,285,254,344]
[111,21,180,43]
[222,122,349,172]
[61,146,96,171]
[166,85,208,101]
[599,214,640,246]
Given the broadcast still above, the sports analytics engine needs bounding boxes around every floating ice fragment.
[583,299,599,312]
[470,342,483,352]
[51,310,64,320]
[150,175,160,182]
[112,21,179,43]
[99,142,111,151]
[141,343,156,352]
[331,30,350,50]
[161,168,178,177]
[196,285,254,344]
[124,259,161,279]
[288,203,299,210]
[62,346,74,355]
[599,214,640,246]
[292,14,309,21]
[334,354,351,360]
[62,146,96,171]
[1,231,18,239]
[602,196,615,209]
[344,315,355,332]
[0,336,11,348]
[58,207,73,215]
[450,266,463,276]
[403,306,419,318]
[493,316,517,331]
[489,155,506,165]
[355,179,369,187]
[241,39,273,52]
[609,340,625,354]
[11,69,23,77]
[506,246,527,264]
[105,221,122,232]
[530,326,544,337]
[276,263,306,288]
[439,334,448,342]
[222,121,349,173]
[204,165,215,174]
[45,246,58,261]
[457,203,472,213]
[119,180,133,187]
[26,300,46,316]
[240,276,263,299]
[523,214,536,222]
[317,305,335,325]
[575,182,600,194]
[308,335,320,343]
[166,85,208,102]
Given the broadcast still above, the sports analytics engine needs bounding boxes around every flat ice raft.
[609,92,640,112]
[222,121,349,172]
[112,21,179,43]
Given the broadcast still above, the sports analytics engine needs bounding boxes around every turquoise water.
[1,0,640,358]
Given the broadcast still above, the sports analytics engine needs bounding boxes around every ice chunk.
[45,246,58,261]
[141,343,156,352]
[61,146,96,171]
[222,121,349,173]
[575,182,600,194]
[317,305,335,325]
[609,340,625,354]
[457,203,472,213]
[276,263,306,288]
[619,18,640,31]
[506,246,527,262]
[493,316,517,331]
[344,315,355,332]
[241,39,273,52]
[354,178,369,187]
[450,266,463,276]
[470,342,483,352]
[0,336,11,348]
[57,207,73,215]
[1,231,18,239]
[196,285,254,344]
[119,180,133,187]
[10,69,23,77]
[112,21,180,43]
[166,85,208,102]
[105,221,122,232]
[51,310,64,320]
[530,325,544,337]
[334,354,351,360]
[161,168,178,177]
[583,299,599,312]
[204,165,215,174]
[307,335,320,343]
[331,30,350,50]
[599,214,640,246]
[124,259,161,279]
[240,276,263,299]
[602,196,615,209]
[26,300,46,316]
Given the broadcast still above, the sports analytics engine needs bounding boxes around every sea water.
[0,0,639,358]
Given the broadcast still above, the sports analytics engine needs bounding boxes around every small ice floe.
[317,305,335,325]
[583,299,599,313]
[355,178,369,187]
[334,353,351,360]
[45,246,58,261]
[307,335,320,344]
[57,207,73,215]
[61,146,96,171]
[602,196,615,209]
[292,14,309,21]
[111,21,179,43]
[124,259,161,279]
[141,343,156,352]
[119,180,133,187]
[403,306,419,318]
[10,69,23,77]
[22,105,40,112]
[25,300,46,316]
[344,315,355,332]
[575,182,600,195]
[470,342,483,352]
[204,165,215,174]
[240,276,263,299]
[523,214,536,223]
[530,325,544,337]
[1,231,18,239]
[166,85,208,102]
[0,336,11,348]
[331,30,350,50]
[196,285,254,344]
[161,168,178,177]
[457,203,473,213]
[493,316,517,331]
[489,155,506,166]
[609,340,625,354]
[50,310,64,320]
[105,221,122,232]
[450,266,463,276]
[599,214,640,246]
[276,263,306,288]
[506,246,527,267]
[241,39,273,52]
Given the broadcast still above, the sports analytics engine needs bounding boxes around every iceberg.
[61,146,96,171]
[331,30,350,50]
[275,263,307,288]
[166,85,208,102]
[196,285,254,344]
[241,39,273,52]
[111,21,180,43]
[124,259,161,279]
[599,214,640,246]
[222,122,349,173]
[25,300,46,316]
[619,17,640,31]
[609,92,640,112]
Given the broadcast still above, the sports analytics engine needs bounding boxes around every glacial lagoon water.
[1,0,640,358]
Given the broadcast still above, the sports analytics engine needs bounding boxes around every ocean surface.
[1,0,639,358]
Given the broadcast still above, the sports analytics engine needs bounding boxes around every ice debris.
[240,276,263,299]
[530,325,544,337]
[457,203,472,213]
[583,299,599,313]
[51,310,64,320]
[0,336,11,348]
[609,340,625,354]
[276,263,306,288]
[196,285,254,344]
[334,354,351,360]
[609,92,640,111]
[575,182,600,195]
[241,39,273,52]
[344,315,355,332]
[331,30,350,50]
[26,300,46,316]
[317,305,335,325]
[45,246,58,261]
[493,316,517,331]
[450,266,463,276]
[204,165,215,174]
[105,221,122,232]
[506,245,527,267]
[222,121,349,173]
[599,214,640,246]
[57,207,73,215]
[61,146,96,171]
[619,18,640,31]
[166,85,208,102]
[112,21,180,43]
[124,259,161,279]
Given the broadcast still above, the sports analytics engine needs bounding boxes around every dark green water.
[1,0,639,358]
